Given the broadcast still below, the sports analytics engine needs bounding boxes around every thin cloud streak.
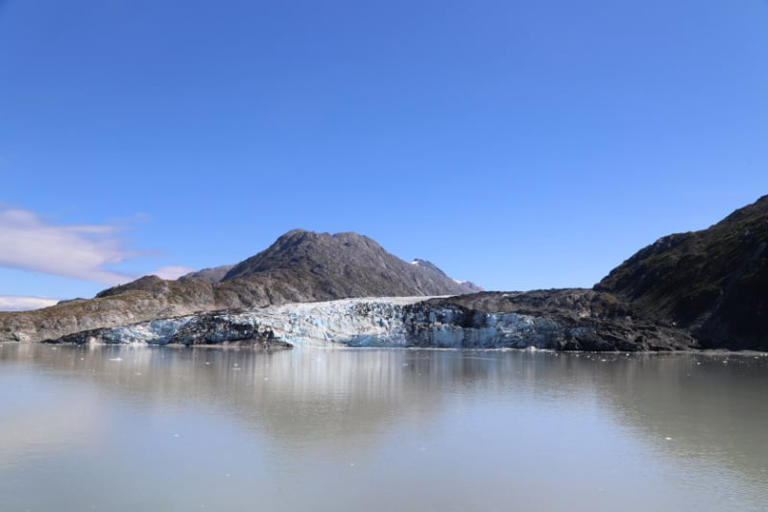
[0,207,136,285]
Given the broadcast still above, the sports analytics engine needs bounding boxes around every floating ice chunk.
[108,357,122,362]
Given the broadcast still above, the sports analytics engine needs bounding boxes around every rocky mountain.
[596,195,768,350]
[4,196,767,351]
[0,229,480,342]
[214,230,481,301]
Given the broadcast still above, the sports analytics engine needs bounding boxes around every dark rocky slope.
[596,195,768,350]
[406,290,695,351]
[0,230,480,342]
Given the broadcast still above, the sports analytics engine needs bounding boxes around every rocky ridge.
[4,195,768,350]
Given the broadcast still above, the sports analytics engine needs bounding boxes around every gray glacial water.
[1,343,767,511]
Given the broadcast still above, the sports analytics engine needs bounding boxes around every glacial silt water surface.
[1,343,767,511]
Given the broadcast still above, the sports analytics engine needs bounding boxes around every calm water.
[1,344,767,512]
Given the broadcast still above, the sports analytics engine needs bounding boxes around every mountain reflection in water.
[1,344,766,512]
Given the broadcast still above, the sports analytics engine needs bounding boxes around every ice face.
[259,297,423,347]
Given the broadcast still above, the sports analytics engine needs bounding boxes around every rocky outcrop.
[407,290,695,350]
[48,310,291,348]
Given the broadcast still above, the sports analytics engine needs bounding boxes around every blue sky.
[1,0,767,307]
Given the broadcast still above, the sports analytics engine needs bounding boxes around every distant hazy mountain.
[0,229,480,342]
[410,259,483,293]
[180,265,234,283]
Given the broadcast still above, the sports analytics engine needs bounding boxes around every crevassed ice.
[80,296,573,349]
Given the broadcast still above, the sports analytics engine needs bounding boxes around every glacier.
[46,296,591,349]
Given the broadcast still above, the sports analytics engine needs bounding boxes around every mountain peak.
[221,229,384,281]
[214,230,484,297]
[217,229,480,297]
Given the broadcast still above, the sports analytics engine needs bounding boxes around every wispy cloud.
[0,296,59,311]
[0,207,136,285]
[150,265,196,280]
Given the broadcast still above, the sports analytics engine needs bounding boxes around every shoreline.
[5,340,767,356]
